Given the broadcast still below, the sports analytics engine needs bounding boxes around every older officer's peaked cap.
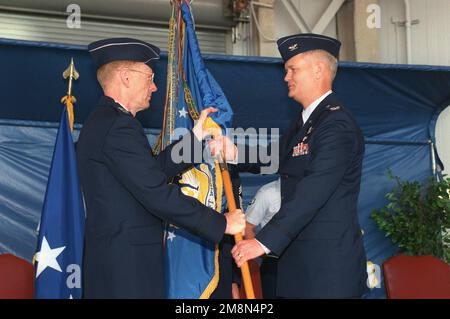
[88,38,160,69]
[277,33,341,62]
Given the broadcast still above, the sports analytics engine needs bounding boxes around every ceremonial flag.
[162,0,233,298]
[34,105,85,299]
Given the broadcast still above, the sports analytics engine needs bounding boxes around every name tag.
[292,142,309,157]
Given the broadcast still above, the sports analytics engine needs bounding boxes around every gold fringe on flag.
[61,95,76,133]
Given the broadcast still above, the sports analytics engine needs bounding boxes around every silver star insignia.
[178,108,188,118]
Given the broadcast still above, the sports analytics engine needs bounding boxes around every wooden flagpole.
[217,159,255,299]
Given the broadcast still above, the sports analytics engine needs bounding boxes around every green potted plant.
[371,172,450,263]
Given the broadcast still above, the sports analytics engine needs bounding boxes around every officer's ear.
[313,61,323,80]
[118,68,131,88]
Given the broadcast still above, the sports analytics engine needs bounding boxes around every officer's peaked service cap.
[88,38,160,69]
[277,33,341,63]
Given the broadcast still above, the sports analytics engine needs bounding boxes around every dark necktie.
[297,114,304,130]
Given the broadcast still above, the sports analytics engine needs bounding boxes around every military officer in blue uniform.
[216,33,368,298]
[76,38,245,298]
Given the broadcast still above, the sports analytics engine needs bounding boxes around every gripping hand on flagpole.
[192,107,219,140]
[209,135,237,162]
[224,208,245,235]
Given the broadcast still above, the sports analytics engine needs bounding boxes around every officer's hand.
[192,107,218,140]
[231,239,265,267]
[224,209,245,235]
[208,135,237,161]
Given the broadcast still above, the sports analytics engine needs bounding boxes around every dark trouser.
[260,257,278,299]
[210,235,239,299]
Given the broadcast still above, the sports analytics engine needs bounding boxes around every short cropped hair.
[303,49,338,81]
[96,60,137,90]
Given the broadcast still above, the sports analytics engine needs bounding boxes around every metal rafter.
[280,0,346,35]
[312,0,346,34]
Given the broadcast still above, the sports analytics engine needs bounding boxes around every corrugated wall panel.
[379,0,450,66]
[412,0,429,64]
[420,0,450,66]
[0,12,230,54]
[379,0,407,64]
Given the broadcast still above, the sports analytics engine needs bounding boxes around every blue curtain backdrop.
[0,38,449,298]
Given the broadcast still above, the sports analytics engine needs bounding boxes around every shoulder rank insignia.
[329,105,341,111]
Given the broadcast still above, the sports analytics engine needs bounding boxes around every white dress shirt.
[302,90,332,124]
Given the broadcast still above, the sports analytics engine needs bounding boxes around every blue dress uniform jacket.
[239,93,368,298]
[76,96,226,298]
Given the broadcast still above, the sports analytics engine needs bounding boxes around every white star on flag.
[35,236,66,278]
[178,107,188,118]
[167,231,176,242]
